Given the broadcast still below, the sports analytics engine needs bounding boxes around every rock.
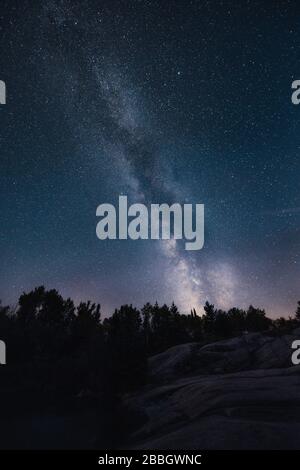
[125,329,300,449]
[126,366,300,449]
[148,342,199,381]
[149,330,300,381]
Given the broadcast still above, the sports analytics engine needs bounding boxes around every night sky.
[1,0,300,317]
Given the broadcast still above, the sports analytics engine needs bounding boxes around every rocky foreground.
[125,329,300,449]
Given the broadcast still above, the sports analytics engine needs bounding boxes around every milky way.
[0,1,299,317]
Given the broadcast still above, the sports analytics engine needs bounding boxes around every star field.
[0,0,299,317]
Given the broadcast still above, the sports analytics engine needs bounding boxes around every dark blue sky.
[0,0,299,317]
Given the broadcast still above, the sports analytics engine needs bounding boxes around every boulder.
[149,331,300,381]
[126,329,300,449]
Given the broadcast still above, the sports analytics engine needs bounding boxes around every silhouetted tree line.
[0,286,299,400]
